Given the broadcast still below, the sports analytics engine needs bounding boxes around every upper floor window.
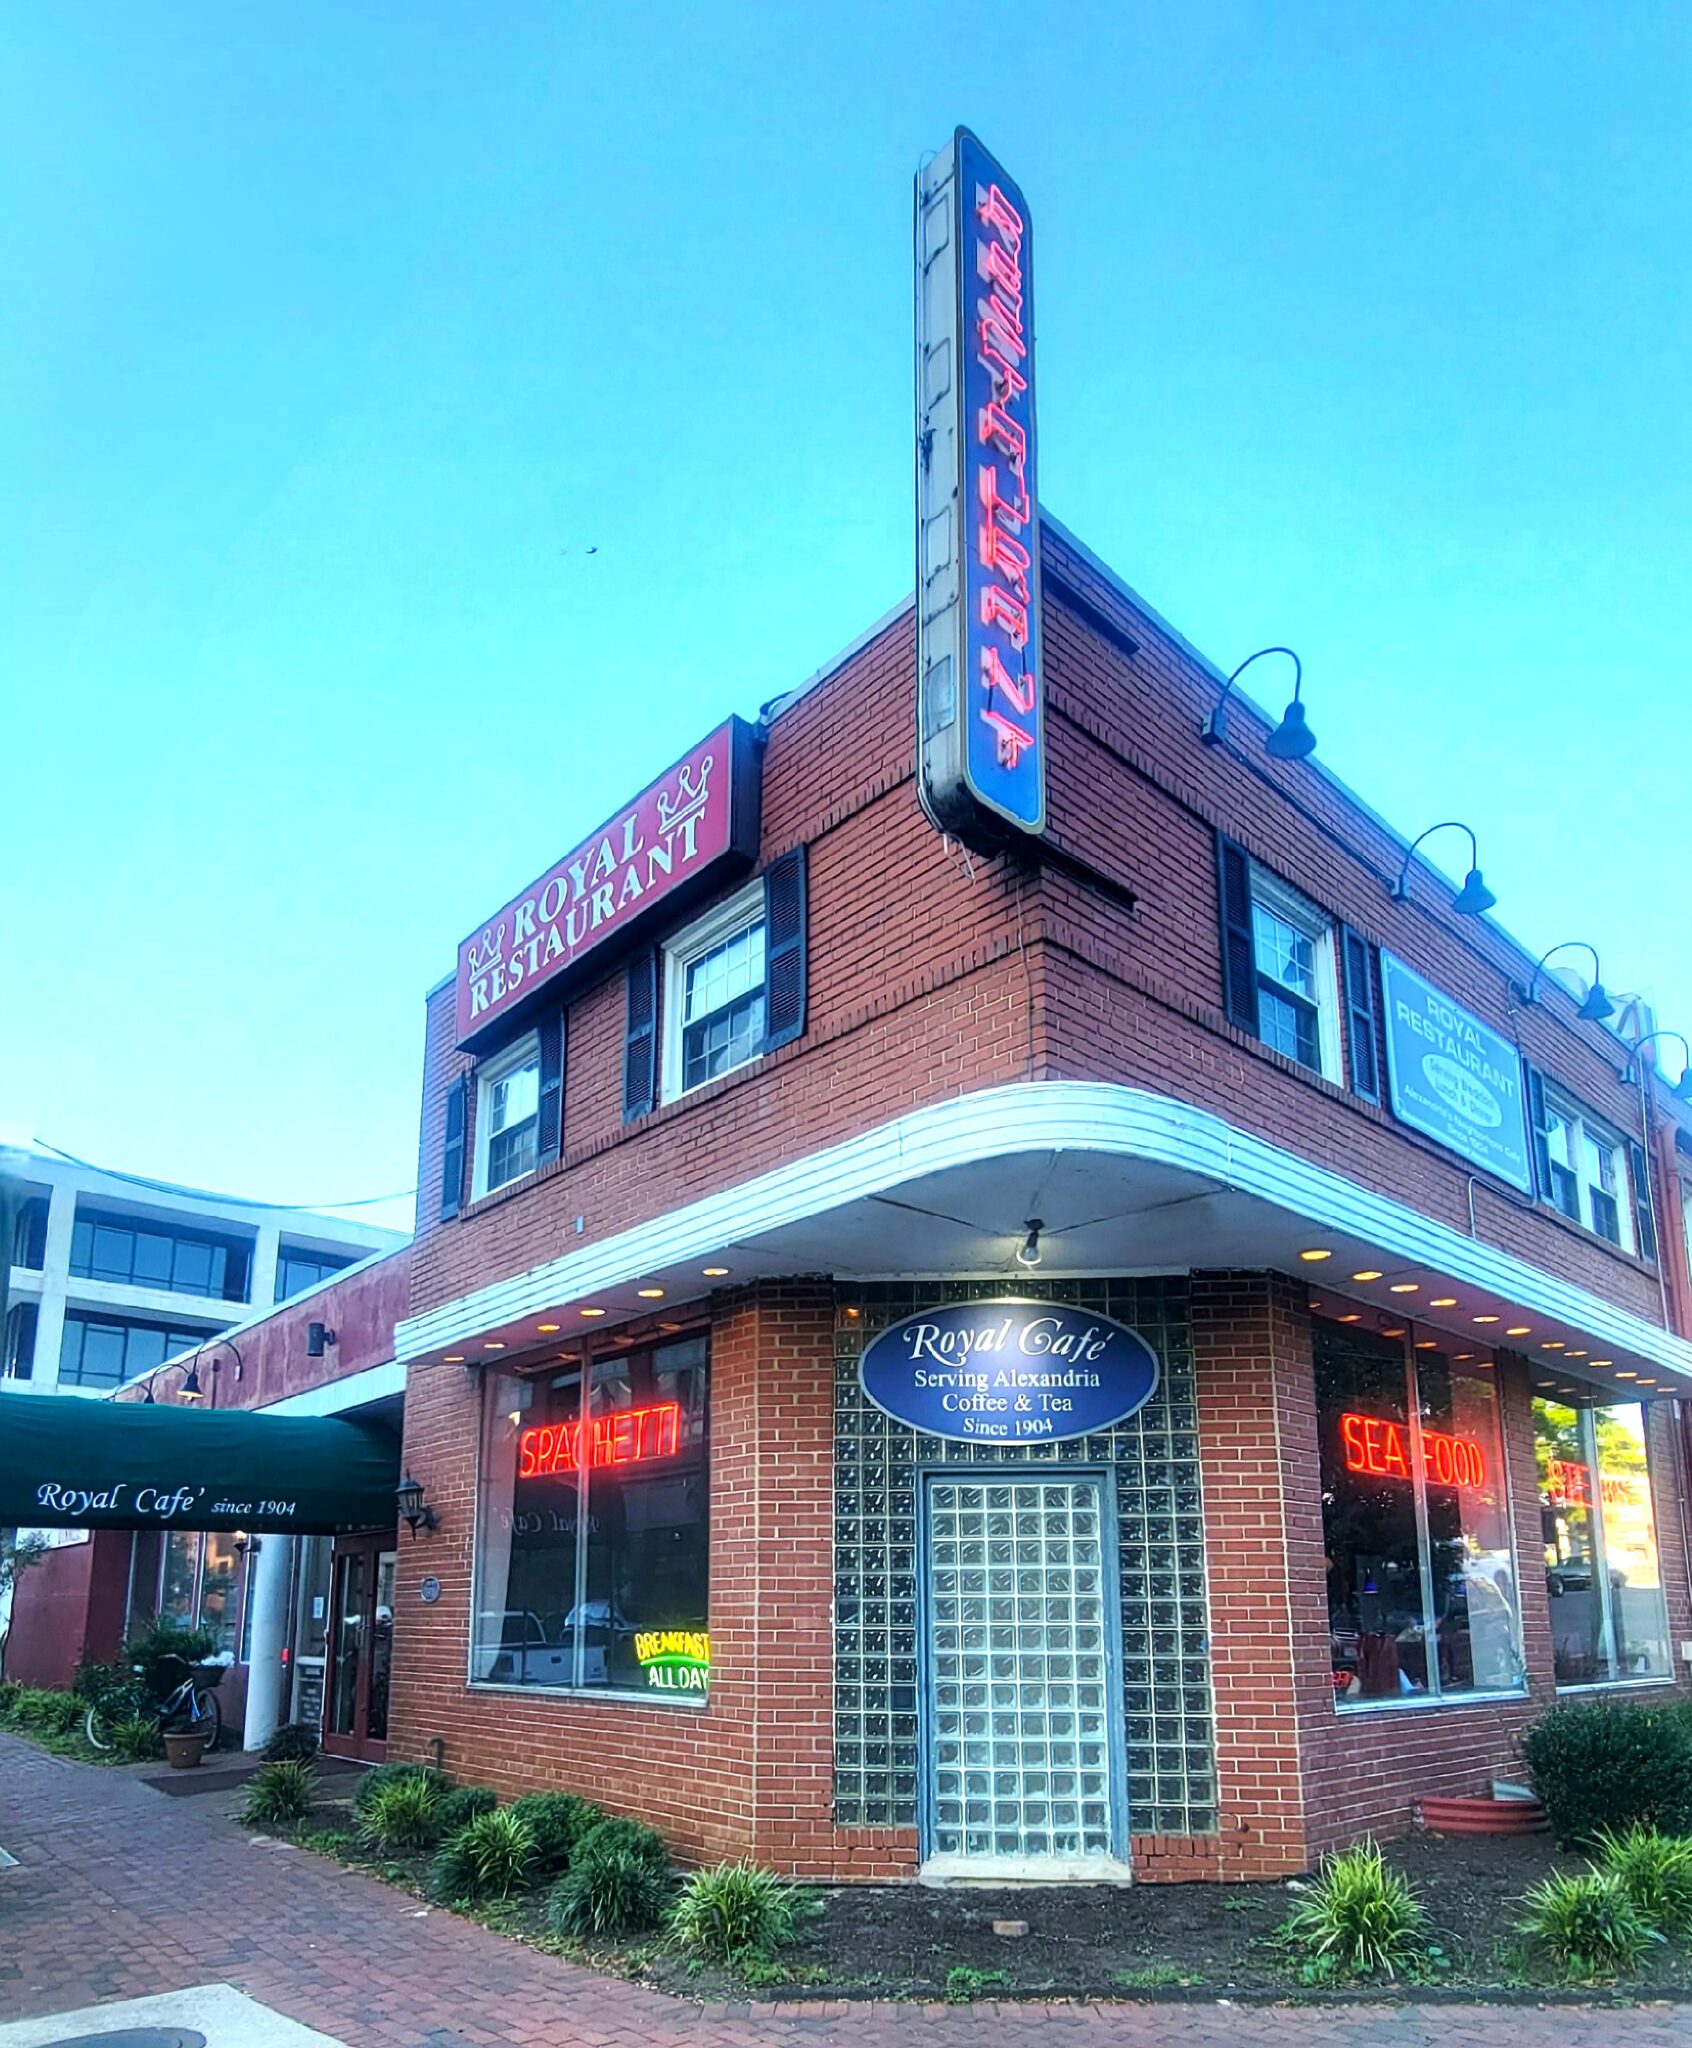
[1248,867,1340,1081]
[663,883,767,1100]
[4,1301,37,1381]
[60,1310,213,1390]
[11,1194,49,1271]
[274,1245,358,1303]
[475,1033,541,1198]
[1540,1085,1634,1252]
[70,1208,250,1303]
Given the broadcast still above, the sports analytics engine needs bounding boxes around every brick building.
[381,511,1692,1883]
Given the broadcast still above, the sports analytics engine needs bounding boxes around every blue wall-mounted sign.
[1380,951,1532,1192]
[914,128,1045,853]
[860,1300,1159,1445]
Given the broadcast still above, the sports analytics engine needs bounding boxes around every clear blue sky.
[3,3,1687,1236]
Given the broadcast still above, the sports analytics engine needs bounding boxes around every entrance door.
[921,1475,1126,1878]
[321,1533,398,1762]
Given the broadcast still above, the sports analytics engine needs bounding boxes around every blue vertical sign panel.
[915,129,1045,850]
[1379,951,1533,1192]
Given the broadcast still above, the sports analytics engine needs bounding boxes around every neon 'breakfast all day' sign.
[454,718,763,1051]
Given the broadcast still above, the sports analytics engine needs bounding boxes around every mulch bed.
[252,1781,1692,2001]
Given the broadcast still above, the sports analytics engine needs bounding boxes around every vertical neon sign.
[915,129,1045,852]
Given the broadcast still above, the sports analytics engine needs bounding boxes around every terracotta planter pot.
[161,1728,209,1771]
[1413,1793,1549,1835]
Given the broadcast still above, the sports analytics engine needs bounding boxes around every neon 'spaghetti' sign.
[1340,1412,1488,1490]
[519,1402,681,1480]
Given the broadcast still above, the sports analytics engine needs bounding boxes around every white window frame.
[1248,865,1342,1084]
[472,1030,542,1200]
[661,881,767,1105]
[1542,1082,1635,1254]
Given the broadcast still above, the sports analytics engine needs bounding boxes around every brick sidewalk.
[0,1735,1684,2048]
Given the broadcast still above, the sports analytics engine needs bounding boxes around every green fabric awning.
[0,1390,400,1533]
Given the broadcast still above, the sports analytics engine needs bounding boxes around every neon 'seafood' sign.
[519,1402,682,1479]
[1339,1411,1488,1490]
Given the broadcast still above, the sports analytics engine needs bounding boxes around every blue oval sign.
[859,1300,1160,1444]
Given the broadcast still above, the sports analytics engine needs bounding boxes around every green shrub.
[353,1760,451,1816]
[1522,1703,1692,1848]
[262,1722,320,1763]
[1275,1840,1428,1980]
[242,1760,314,1828]
[9,1688,82,1735]
[0,1681,21,1722]
[546,1836,670,1938]
[358,1774,444,1854]
[574,1814,668,1875]
[123,1621,217,1709]
[1593,1825,1692,1936]
[667,1860,813,1962]
[430,1808,540,1902]
[1517,1870,1661,1981]
[505,1792,603,1875]
[431,1785,499,1839]
[108,1716,165,1762]
[73,1660,144,1720]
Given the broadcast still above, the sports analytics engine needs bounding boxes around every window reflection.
[1537,1396,1669,1685]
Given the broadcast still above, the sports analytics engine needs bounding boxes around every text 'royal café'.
[379,133,1692,1884]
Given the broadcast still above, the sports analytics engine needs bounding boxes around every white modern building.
[2,1144,406,1398]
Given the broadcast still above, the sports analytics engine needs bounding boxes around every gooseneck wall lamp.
[140,1335,244,1406]
[1521,942,1615,1024]
[1200,647,1316,761]
[1388,822,1496,918]
[1620,1030,1692,1104]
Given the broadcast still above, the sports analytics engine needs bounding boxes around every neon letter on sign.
[1339,1412,1487,1490]
[519,1402,682,1479]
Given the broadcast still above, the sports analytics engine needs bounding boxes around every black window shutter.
[762,846,809,1053]
[1341,927,1381,1103]
[438,1074,468,1222]
[1524,1064,1553,1202]
[1216,834,1259,1035]
[623,947,659,1122]
[537,1010,566,1166]
[1629,1140,1659,1264]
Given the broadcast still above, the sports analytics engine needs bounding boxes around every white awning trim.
[394,1081,1692,1383]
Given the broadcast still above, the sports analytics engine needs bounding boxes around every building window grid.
[1543,1086,1633,1252]
[59,1312,211,1390]
[1248,868,1339,1081]
[832,1277,1215,1839]
[475,1034,542,1198]
[69,1211,248,1303]
[663,883,768,1101]
[275,1248,357,1303]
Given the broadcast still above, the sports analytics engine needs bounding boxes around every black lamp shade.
[1264,697,1316,761]
[1578,982,1615,1024]
[1452,868,1496,917]
[179,1363,203,1402]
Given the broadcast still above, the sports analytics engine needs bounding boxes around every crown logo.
[655,752,714,836]
[466,921,506,979]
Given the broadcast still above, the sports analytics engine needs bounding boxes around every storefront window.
[1317,1317,1522,1707]
[1536,1397,1670,1686]
[472,1333,710,1700]
[197,1532,241,1654]
[159,1529,198,1627]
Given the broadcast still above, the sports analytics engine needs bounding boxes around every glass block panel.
[831,1277,1217,1841]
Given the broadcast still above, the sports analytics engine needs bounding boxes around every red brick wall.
[3,1531,130,1689]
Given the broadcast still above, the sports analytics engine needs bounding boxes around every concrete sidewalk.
[0,1735,1685,2048]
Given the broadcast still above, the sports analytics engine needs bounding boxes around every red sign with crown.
[454,717,763,1050]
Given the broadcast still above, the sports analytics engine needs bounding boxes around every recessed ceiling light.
[1429,1297,1458,1309]
[444,1354,465,1364]
[1507,1326,1531,1337]
[1473,1315,1500,1325]
[482,1341,505,1351]
[1390,1283,1419,1294]
[1300,1248,1333,1262]
[1591,1359,1613,1368]
[1639,1377,1658,1387]
[1471,1357,1493,1367]
[580,1307,607,1318]
[703,1266,729,1278]
[1352,1270,1383,1282]
[1567,1349,1587,1358]
[536,1323,560,1334]
[1544,1341,1566,1350]
[1454,1353,1475,1361]
[637,1288,665,1299]
[1616,1370,1638,1379]
[1382,1326,1406,1339]
[1340,1313,1362,1323]
[1415,1339,1439,1350]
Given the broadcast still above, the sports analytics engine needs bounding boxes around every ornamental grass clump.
[1593,1826,1692,1938]
[667,1860,814,1963]
[546,1837,671,1939]
[1275,1840,1428,1981]
[431,1808,540,1902]
[357,1772,444,1854]
[504,1792,603,1876]
[242,1759,315,1828]
[353,1760,451,1816]
[1516,1870,1661,1981]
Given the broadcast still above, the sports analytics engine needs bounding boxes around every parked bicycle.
[84,1650,226,1752]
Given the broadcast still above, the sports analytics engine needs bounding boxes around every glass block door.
[922,1476,1124,1873]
